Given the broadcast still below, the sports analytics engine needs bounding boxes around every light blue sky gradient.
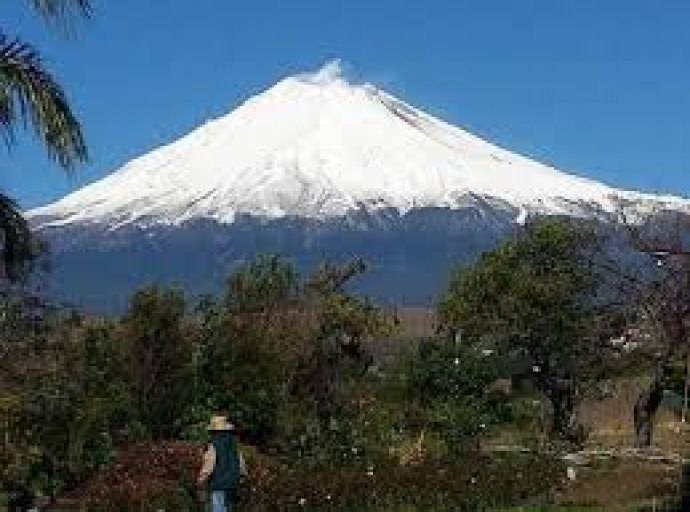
[2,0,689,209]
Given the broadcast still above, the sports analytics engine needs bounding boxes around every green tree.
[0,295,132,506]
[0,293,63,508]
[122,286,192,439]
[297,259,394,430]
[192,255,302,445]
[17,321,132,494]
[438,218,612,445]
[1,0,89,282]
[194,255,395,456]
[406,337,508,455]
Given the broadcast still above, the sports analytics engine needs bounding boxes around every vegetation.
[438,218,618,446]
[2,218,690,510]
[610,213,690,448]
[123,286,192,440]
[0,3,686,510]
[1,0,89,282]
[405,337,510,455]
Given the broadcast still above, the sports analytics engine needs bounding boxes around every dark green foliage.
[123,286,192,440]
[1,0,89,291]
[406,338,509,454]
[409,338,504,403]
[2,0,90,168]
[1,286,195,502]
[194,306,285,447]
[0,293,132,502]
[225,254,300,313]
[193,255,394,455]
[18,323,131,491]
[438,218,612,443]
[0,194,44,282]
[296,259,394,431]
[2,253,579,510]
[192,256,302,446]
[0,33,87,170]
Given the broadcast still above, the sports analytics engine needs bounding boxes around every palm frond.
[28,0,92,24]
[0,32,88,169]
[0,193,41,282]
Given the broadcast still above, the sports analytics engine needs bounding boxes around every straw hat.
[207,414,234,431]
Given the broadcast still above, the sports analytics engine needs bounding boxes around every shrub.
[64,442,563,512]
[240,452,564,511]
[64,442,202,511]
[405,338,509,455]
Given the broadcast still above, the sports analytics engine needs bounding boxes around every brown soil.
[580,379,690,454]
[556,460,679,510]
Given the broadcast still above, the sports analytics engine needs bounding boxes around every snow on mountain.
[29,60,690,229]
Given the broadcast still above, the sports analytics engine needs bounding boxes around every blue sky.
[2,0,689,209]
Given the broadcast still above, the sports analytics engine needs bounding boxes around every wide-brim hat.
[207,415,234,431]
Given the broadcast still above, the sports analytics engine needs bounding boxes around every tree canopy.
[438,217,612,443]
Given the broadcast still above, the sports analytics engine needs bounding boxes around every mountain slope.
[30,61,689,231]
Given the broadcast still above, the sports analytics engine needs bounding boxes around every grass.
[377,508,600,512]
[494,508,602,511]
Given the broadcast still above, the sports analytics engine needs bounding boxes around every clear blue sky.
[2,0,689,209]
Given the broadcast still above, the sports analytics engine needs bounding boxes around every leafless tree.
[601,210,690,447]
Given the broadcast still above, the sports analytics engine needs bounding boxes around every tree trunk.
[550,390,571,437]
[633,380,664,448]
[312,341,340,430]
[681,459,690,510]
[633,358,671,448]
[548,382,586,447]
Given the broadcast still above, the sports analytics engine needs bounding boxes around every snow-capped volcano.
[29,60,689,230]
[26,61,690,312]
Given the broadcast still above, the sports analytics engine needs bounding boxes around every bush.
[63,442,563,512]
[64,442,202,511]
[405,338,509,455]
[240,452,564,511]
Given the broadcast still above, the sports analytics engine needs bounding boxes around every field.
[395,310,687,509]
[483,378,688,510]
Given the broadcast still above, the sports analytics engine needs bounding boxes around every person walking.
[197,415,247,512]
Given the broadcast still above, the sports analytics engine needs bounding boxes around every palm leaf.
[0,193,41,282]
[28,0,92,23]
[0,32,88,169]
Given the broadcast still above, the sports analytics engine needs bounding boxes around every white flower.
[532,365,541,373]
[454,358,460,365]
[298,497,306,506]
